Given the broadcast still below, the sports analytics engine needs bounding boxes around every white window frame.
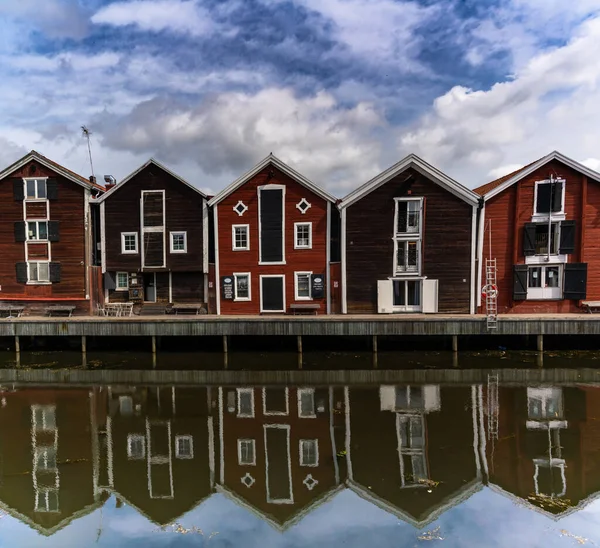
[299,439,319,467]
[297,388,316,418]
[238,439,256,466]
[296,198,312,214]
[394,239,421,275]
[233,272,251,301]
[32,405,56,431]
[27,261,50,284]
[27,220,49,241]
[391,278,422,312]
[121,232,139,254]
[169,231,187,254]
[24,177,48,201]
[533,179,566,220]
[35,488,59,513]
[294,222,312,249]
[175,435,194,459]
[233,200,248,216]
[393,197,423,276]
[232,224,250,251]
[526,264,562,300]
[262,387,290,416]
[127,434,146,459]
[294,271,312,301]
[237,388,255,418]
[259,274,286,313]
[116,271,129,291]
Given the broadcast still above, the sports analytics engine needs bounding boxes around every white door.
[422,279,439,313]
[377,280,393,313]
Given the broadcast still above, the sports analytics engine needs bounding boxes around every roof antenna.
[81,125,95,178]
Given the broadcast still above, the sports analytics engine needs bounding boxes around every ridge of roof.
[473,159,541,196]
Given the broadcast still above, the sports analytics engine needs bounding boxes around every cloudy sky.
[2,0,600,194]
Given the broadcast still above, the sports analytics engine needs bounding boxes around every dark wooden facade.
[210,155,336,315]
[340,156,478,314]
[96,160,208,306]
[476,153,599,314]
[0,151,102,313]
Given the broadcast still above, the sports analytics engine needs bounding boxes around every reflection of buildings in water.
[98,386,215,526]
[345,385,486,528]
[0,387,107,536]
[216,386,343,530]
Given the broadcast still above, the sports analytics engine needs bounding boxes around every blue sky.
[2,0,600,194]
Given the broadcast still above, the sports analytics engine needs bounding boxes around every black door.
[262,276,284,312]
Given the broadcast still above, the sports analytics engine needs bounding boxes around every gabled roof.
[0,150,104,191]
[93,158,207,203]
[475,151,600,201]
[207,154,337,207]
[339,154,479,209]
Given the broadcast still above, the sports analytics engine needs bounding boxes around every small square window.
[300,439,318,466]
[170,232,187,253]
[27,221,48,241]
[294,223,312,249]
[237,388,254,417]
[25,179,47,200]
[28,262,50,282]
[121,233,138,254]
[238,439,256,465]
[232,225,249,251]
[175,435,194,459]
[116,272,129,290]
[234,273,251,301]
[295,272,312,300]
[298,388,316,417]
[127,434,145,459]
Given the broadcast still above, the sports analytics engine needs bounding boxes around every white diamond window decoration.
[241,473,255,488]
[296,198,311,214]
[303,474,318,491]
[234,201,248,216]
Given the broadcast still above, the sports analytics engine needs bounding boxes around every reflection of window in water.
[35,446,57,470]
[35,488,59,512]
[397,415,428,487]
[527,388,563,420]
[534,457,566,498]
[395,386,424,410]
[119,396,133,416]
[33,406,56,431]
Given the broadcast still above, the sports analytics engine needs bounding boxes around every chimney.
[104,175,117,191]
[89,175,96,185]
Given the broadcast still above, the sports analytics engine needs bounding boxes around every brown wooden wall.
[216,164,330,315]
[481,160,590,313]
[0,159,88,301]
[345,168,474,313]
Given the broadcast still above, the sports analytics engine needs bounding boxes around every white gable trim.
[93,158,207,203]
[208,154,337,206]
[482,151,600,201]
[339,154,479,209]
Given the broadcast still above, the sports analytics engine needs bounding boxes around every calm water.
[0,356,598,546]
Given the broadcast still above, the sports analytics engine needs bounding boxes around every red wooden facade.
[476,152,599,313]
[0,151,102,313]
[209,155,336,315]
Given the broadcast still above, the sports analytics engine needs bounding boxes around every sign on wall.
[221,276,234,300]
[311,274,325,299]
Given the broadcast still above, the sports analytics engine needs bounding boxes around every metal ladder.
[485,258,498,330]
[487,374,499,440]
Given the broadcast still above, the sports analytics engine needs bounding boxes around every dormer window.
[534,179,565,217]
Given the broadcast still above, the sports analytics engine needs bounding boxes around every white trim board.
[479,150,600,201]
[339,154,479,209]
[208,153,337,207]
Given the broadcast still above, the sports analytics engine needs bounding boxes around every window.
[392,280,421,311]
[395,386,424,410]
[237,388,254,417]
[170,232,187,253]
[298,388,316,418]
[527,265,562,300]
[127,434,145,459]
[232,225,249,251]
[25,179,47,200]
[175,435,194,459]
[27,221,48,241]
[233,201,248,216]
[238,439,256,465]
[396,241,420,273]
[116,272,129,290]
[295,272,312,300]
[394,199,422,275]
[234,273,251,301]
[296,198,311,214]
[527,388,564,420]
[35,489,58,512]
[28,262,50,283]
[35,446,57,471]
[121,232,138,254]
[294,223,312,249]
[300,439,318,466]
[534,179,564,216]
[535,459,566,498]
[32,406,56,431]
[533,223,559,255]
[396,200,421,234]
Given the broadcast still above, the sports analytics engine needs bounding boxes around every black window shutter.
[12,178,24,201]
[14,221,26,242]
[49,262,61,283]
[15,262,27,283]
[105,272,116,291]
[513,264,528,300]
[48,221,60,242]
[536,184,551,213]
[47,178,58,200]
[523,223,537,256]
[559,220,576,254]
[564,263,587,300]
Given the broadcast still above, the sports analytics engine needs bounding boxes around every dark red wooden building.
[0,151,103,313]
[475,151,600,313]
[339,155,480,314]
[208,154,337,315]
[94,159,208,308]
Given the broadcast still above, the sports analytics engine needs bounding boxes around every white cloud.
[487,163,524,179]
[91,0,222,37]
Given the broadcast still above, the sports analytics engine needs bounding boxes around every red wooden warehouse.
[475,151,600,314]
[0,151,103,314]
[208,155,337,315]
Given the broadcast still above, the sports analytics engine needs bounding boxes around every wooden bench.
[582,301,600,313]
[0,305,24,318]
[171,303,205,315]
[45,305,76,317]
[290,303,320,315]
